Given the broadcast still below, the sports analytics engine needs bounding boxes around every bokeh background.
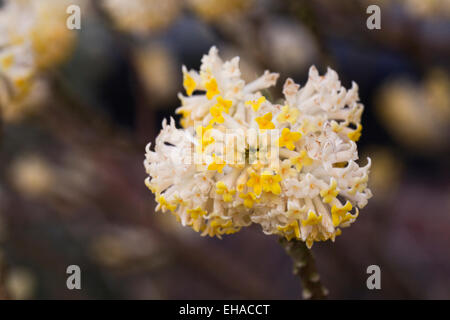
[0,0,449,299]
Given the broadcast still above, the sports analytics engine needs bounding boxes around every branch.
[279,237,328,299]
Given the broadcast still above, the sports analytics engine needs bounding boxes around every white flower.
[0,1,35,107]
[144,47,372,247]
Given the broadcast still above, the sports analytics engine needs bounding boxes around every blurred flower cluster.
[376,69,450,153]
[101,0,254,34]
[0,0,78,121]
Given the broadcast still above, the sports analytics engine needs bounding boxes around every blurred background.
[0,0,449,299]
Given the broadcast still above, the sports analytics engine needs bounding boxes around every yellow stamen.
[245,96,266,112]
[255,112,275,130]
[276,105,299,125]
[261,171,282,195]
[177,109,191,128]
[348,124,362,141]
[187,207,207,220]
[320,179,339,203]
[278,128,302,150]
[215,181,236,202]
[183,72,196,96]
[340,209,359,225]
[301,210,322,227]
[246,171,263,196]
[290,150,313,172]
[209,105,225,124]
[215,96,232,113]
[205,77,220,100]
[278,221,300,241]
[156,195,177,212]
[207,154,226,173]
[196,125,214,152]
[239,192,258,208]
[331,201,353,227]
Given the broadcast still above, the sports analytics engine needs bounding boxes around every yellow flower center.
[278,221,300,241]
[261,171,282,195]
[255,112,275,130]
[245,96,266,111]
[348,124,363,141]
[239,192,258,208]
[290,150,313,171]
[196,125,214,152]
[207,154,226,173]
[301,210,322,227]
[215,181,236,202]
[331,201,353,226]
[209,105,225,124]
[276,105,299,125]
[246,171,263,195]
[320,179,339,203]
[205,77,220,100]
[187,207,207,220]
[156,195,177,212]
[278,127,302,150]
[215,96,232,113]
[183,72,196,96]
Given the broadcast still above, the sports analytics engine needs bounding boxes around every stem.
[279,237,328,299]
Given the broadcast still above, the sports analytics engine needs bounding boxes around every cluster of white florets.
[144,47,371,247]
[0,0,75,109]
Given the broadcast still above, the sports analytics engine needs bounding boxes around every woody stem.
[279,237,328,299]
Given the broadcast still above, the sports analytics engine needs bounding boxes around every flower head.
[144,47,371,246]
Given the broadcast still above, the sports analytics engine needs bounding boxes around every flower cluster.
[0,0,76,111]
[102,0,254,33]
[101,0,181,33]
[144,47,372,247]
[376,69,450,152]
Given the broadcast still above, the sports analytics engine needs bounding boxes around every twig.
[279,237,328,299]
